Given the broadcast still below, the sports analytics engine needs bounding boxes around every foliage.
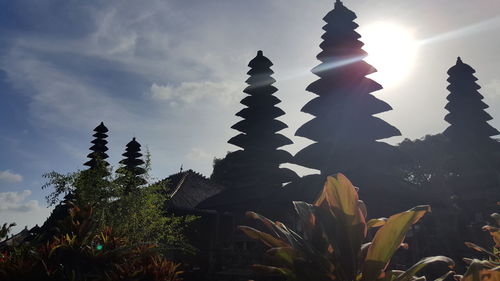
[459,213,500,281]
[0,223,16,242]
[42,156,195,252]
[398,134,453,187]
[398,135,500,188]
[0,203,183,281]
[239,173,454,281]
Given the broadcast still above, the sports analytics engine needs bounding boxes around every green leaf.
[394,256,454,281]
[491,213,500,226]
[465,242,498,260]
[245,211,302,248]
[463,261,500,281]
[362,205,431,281]
[313,174,368,280]
[265,247,297,267]
[377,270,405,281]
[314,174,364,222]
[483,225,500,249]
[252,264,297,280]
[367,218,387,228]
[433,271,455,281]
[238,226,289,248]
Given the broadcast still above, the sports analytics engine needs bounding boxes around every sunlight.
[360,22,418,88]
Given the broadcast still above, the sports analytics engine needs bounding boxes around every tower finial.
[257,50,263,56]
[457,57,463,64]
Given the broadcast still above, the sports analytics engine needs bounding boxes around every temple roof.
[158,169,224,210]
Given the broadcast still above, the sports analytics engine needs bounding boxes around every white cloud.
[151,81,240,106]
[0,170,23,183]
[0,190,40,212]
[186,147,211,161]
[484,79,500,99]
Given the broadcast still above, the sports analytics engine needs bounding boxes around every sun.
[360,22,418,88]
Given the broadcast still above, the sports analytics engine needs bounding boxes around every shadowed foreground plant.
[0,203,183,281]
[459,213,500,281]
[0,223,16,242]
[239,173,454,281]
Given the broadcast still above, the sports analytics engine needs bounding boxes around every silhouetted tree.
[84,122,110,169]
[117,137,146,193]
[212,50,298,189]
[444,57,499,147]
[292,0,402,177]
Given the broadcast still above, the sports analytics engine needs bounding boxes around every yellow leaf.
[362,205,431,281]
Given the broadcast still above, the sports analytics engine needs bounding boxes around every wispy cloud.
[186,147,211,162]
[484,79,500,99]
[0,190,40,212]
[151,81,240,106]
[0,170,23,183]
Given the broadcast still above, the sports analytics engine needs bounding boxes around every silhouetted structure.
[211,50,298,190]
[444,57,499,146]
[158,169,224,210]
[84,122,110,169]
[293,0,401,176]
[117,137,147,191]
[398,59,500,265]
[281,0,412,218]
[441,58,500,253]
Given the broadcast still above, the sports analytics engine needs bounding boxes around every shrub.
[0,203,183,281]
[459,212,500,281]
[239,173,454,281]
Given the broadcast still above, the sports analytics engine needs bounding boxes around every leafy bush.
[42,157,195,252]
[0,223,16,242]
[0,203,183,281]
[239,173,454,281]
[459,213,500,281]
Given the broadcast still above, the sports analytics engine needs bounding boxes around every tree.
[84,122,110,169]
[444,57,499,147]
[43,132,193,248]
[43,165,194,249]
[0,222,16,241]
[292,0,402,179]
[398,134,453,187]
[212,50,298,189]
[117,137,147,193]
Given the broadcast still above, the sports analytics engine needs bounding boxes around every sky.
[1,0,500,232]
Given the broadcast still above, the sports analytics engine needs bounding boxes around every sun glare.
[360,23,418,88]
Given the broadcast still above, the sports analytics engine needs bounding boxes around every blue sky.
[2,0,500,231]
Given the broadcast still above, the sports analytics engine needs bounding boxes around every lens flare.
[360,23,418,88]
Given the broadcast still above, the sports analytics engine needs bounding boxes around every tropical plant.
[0,223,16,242]
[459,212,500,281]
[0,202,183,281]
[42,154,195,251]
[239,173,454,281]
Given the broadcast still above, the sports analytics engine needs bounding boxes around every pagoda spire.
[443,57,499,146]
[117,137,146,192]
[84,122,109,169]
[292,0,402,177]
[211,50,298,189]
